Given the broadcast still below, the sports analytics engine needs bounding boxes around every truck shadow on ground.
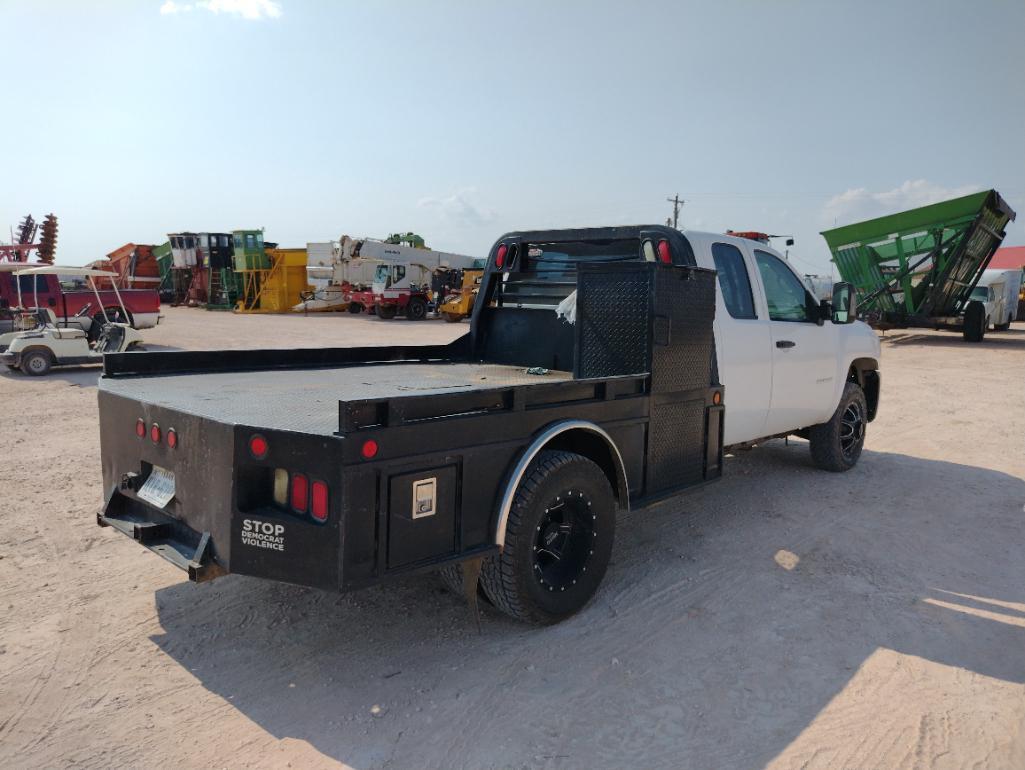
[150,446,1025,769]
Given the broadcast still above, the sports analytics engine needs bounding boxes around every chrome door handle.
[776,340,796,349]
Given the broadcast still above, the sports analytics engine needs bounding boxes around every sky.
[2,0,1023,275]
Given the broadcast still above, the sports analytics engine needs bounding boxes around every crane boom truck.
[96,225,880,625]
[293,234,477,315]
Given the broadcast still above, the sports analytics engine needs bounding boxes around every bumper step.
[98,491,225,583]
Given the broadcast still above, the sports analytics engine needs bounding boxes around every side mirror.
[831,282,856,324]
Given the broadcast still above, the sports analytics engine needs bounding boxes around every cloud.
[160,0,282,19]
[417,188,496,225]
[822,179,979,228]
[160,1,192,13]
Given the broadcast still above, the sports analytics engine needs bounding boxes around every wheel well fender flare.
[493,420,629,548]
[847,357,880,421]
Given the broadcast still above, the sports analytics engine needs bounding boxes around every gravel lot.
[1,308,1023,769]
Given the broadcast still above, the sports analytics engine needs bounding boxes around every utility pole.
[666,194,684,229]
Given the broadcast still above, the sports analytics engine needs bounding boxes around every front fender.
[830,321,881,417]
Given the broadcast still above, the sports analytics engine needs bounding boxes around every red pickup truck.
[0,265,161,335]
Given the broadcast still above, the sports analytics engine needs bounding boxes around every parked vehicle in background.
[0,263,161,337]
[976,269,1023,331]
[372,262,434,320]
[2,267,145,375]
[822,189,1016,342]
[95,225,879,626]
[294,233,478,313]
[438,268,483,322]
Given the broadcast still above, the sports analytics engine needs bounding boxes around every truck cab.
[684,231,880,447]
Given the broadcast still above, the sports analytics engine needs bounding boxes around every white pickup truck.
[686,230,881,467]
[96,225,882,625]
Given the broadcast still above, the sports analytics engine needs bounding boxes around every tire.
[376,304,397,320]
[21,349,53,377]
[963,301,985,342]
[348,302,362,314]
[808,382,867,472]
[993,313,1011,332]
[405,297,428,321]
[479,450,616,624]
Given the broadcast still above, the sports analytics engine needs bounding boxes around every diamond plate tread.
[576,270,651,379]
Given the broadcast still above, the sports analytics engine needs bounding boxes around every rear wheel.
[479,450,616,624]
[348,302,362,314]
[993,313,1011,332]
[376,304,397,320]
[963,301,986,342]
[405,297,428,321]
[808,382,867,472]
[21,349,53,377]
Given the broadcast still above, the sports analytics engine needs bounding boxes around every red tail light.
[657,239,672,264]
[311,480,328,522]
[361,439,378,459]
[290,473,309,513]
[495,243,508,269]
[166,428,178,449]
[150,423,161,444]
[249,434,269,459]
[136,418,146,438]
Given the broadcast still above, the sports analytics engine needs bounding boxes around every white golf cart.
[1,266,144,376]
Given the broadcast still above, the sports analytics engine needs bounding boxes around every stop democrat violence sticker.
[241,518,286,552]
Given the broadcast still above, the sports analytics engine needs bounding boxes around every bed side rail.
[103,334,471,378]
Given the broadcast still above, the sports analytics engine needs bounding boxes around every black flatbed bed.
[96,226,725,623]
[99,362,572,436]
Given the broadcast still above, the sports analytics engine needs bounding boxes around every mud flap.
[461,554,485,633]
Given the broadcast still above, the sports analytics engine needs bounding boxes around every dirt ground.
[1,307,1023,770]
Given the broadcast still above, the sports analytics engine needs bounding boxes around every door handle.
[776,340,796,349]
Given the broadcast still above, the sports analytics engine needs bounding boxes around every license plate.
[137,466,175,509]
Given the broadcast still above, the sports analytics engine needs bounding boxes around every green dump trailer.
[821,190,1016,341]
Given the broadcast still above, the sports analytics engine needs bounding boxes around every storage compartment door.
[387,465,458,569]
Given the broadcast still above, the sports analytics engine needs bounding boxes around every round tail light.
[657,239,672,264]
[136,418,146,438]
[361,439,379,459]
[166,428,178,449]
[495,243,508,270]
[150,423,161,444]
[249,434,269,459]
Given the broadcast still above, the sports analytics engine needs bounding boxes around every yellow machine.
[437,268,483,323]
[236,247,312,313]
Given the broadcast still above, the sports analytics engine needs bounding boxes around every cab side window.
[754,250,814,322]
[711,243,756,319]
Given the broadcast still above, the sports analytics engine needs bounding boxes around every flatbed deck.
[99,362,572,435]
